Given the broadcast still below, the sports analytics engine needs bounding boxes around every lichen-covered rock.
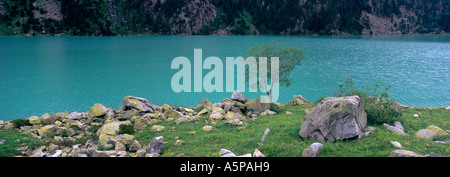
[426,125,449,138]
[209,110,224,120]
[150,125,165,132]
[388,150,423,157]
[196,98,213,112]
[164,110,182,119]
[287,95,309,105]
[96,121,131,136]
[122,96,155,113]
[88,103,108,118]
[223,112,243,125]
[299,96,367,142]
[28,116,41,125]
[415,129,435,139]
[162,104,172,112]
[244,98,271,114]
[37,125,56,136]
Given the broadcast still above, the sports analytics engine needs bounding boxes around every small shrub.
[334,74,402,125]
[118,124,135,135]
[314,96,325,104]
[11,119,32,129]
[270,103,281,114]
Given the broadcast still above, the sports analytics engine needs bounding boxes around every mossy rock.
[244,98,270,114]
[89,103,108,117]
[164,110,182,119]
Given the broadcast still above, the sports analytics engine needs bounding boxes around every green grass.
[0,129,43,157]
[1,104,448,157]
[133,104,449,157]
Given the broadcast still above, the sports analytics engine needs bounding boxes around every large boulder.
[299,96,367,142]
[415,125,449,140]
[122,96,155,113]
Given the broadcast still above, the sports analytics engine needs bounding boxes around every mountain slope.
[0,0,448,35]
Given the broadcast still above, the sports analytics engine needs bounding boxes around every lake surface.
[1,35,449,120]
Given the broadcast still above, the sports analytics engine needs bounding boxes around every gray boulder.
[299,96,367,142]
[146,136,164,156]
[383,123,406,135]
[231,90,246,103]
[122,96,156,113]
[302,143,324,157]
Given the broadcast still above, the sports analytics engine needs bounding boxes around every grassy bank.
[2,103,448,157]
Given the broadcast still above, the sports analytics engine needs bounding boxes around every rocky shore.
[0,91,448,157]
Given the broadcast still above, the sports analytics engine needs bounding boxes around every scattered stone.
[150,125,165,132]
[388,150,422,157]
[383,123,406,135]
[413,114,419,118]
[174,140,184,146]
[147,136,164,156]
[285,111,292,115]
[302,142,324,157]
[16,146,28,151]
[390,141,403,148]
[253,149,265,157]
[393,121,404,131]
[299,96,367,142]
[203,125,213,132]
[424,152,444,157]
[219,149,236,157]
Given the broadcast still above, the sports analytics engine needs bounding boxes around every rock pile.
[2,91,280,157]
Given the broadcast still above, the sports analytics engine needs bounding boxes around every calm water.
[1,35,449,120]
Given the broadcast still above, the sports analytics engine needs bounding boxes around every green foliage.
[269,103,281,114]
[333,74,402,125]
[246,42,305,102]
[314,96,326,104]
[10,119,31,129]
[118,123,135,135]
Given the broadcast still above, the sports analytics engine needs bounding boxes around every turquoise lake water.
[0,35,449,120]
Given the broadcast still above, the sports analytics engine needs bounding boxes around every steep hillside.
[0,0,448,35]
